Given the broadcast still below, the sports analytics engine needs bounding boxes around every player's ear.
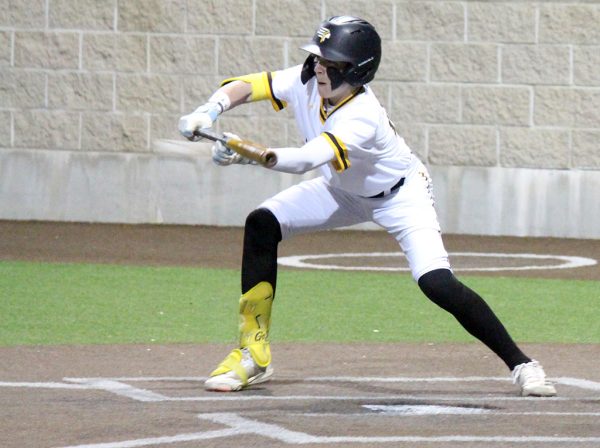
[301,55,316,84]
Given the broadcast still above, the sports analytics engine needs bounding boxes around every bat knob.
[264,152,278,168]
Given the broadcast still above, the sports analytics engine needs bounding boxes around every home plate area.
[7,373,599,448]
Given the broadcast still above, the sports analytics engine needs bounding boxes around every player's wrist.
[206,90,232,116]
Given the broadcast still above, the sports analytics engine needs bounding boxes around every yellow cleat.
[205,282,275,392]
[204,347,273,392]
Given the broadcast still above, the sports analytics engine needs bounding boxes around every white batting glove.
[211,133,254,166]
[178,103,220,141]
[179,91,232,141]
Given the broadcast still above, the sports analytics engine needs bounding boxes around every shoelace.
[512,361,543,384]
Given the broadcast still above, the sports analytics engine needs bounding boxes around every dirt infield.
[1,221,599,447]
[2,220,600,279]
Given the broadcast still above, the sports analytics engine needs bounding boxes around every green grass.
[0,260,598,346]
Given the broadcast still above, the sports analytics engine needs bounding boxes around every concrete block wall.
[1,1,599,237]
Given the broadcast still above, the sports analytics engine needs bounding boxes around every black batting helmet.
[301,16,382,86]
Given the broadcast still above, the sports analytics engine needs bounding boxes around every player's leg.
[206,177,367,392]
[417,266,556,396]
[205,208,279,392]
[371,161,555,396]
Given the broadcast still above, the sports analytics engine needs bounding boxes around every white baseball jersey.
[254,64,450,280]
[267,64,414,198]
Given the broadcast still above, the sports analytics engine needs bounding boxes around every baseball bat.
[193,129,278,168]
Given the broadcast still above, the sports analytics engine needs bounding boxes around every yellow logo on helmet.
[317,27,331,43]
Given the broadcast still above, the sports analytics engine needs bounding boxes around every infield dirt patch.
[1,221,599,448]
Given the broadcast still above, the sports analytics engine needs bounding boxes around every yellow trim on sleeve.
[322,132,350,172]
[220,72,286,111]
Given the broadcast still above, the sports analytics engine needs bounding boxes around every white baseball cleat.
[511,360,557,397]
[204,347,273,392]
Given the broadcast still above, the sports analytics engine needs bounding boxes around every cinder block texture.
[539,4,600,44]
[390,84,460,124]
[325,0,394,39]
[462,86,530,126]
[502,45,570,85]
[150,114,181,142]
[14,32,79,69]
[0,0,597,176]
[117,74,180,113]
[0,0,46,28]
[574,46,600,86]
[82,113,148,152]
[48,72,114,111]
[118,0,186,32]
[467,3,536,43]
[14,110,80,150]
[0,111,10,147]
[429,126,497,166]
[219,37,285,74]
[396,2,464,41]
[83,34,147,72]
[378,42,427,82]
[431,43,498,83]
[49,0,114,30]
[0,31,10,66]
[0,70,46,108]
[187,0,254,35]
[150,36,216,74]
[500,128,570,169]
[572,131,600,169]
[258,0,322,37]
[535,88,600,128]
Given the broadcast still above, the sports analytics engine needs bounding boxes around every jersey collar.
[319,87,365,124]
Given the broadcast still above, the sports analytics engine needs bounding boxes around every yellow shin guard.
[239,281,273,367]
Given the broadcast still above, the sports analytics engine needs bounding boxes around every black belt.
[368,177,405,199]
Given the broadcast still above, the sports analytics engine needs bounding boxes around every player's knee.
[245,208,282,243]
[418,268,463,312]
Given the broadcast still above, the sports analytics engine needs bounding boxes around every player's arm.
[220,72,286,111]
[178,81,251,141]
[179,70,289,141]
[268,132,349,174]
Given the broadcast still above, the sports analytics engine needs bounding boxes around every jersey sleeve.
[321,132,350,172]
[220,71,287,111]
[325,109,377,172]
[269,65,304,109]
[269,135,336,174]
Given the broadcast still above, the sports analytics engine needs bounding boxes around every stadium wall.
[1,1,599,238]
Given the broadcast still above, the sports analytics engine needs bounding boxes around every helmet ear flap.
[301,54,316,84]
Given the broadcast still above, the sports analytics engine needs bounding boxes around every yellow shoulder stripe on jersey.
[220,72,286,111]
[322,132,350,172]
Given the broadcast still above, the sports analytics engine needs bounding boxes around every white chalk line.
[3,377,594,447]
[300,411,600,417]
[55,412,600,448]
[55,428,240,448]
[2,376,598,403]
[64,379,170,402]
[62,375,600,390]
[277,251,597,272]
[135,394,572,403]
[0,381,92,389]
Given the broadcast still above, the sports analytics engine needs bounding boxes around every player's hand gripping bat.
[193,129,278,168]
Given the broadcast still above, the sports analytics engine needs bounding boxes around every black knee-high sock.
[241,208,282,295]
[418,268,530,370]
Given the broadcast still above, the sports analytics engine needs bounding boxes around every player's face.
[314,57,354,105]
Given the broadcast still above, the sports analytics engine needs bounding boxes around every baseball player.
[179,16,556,397]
